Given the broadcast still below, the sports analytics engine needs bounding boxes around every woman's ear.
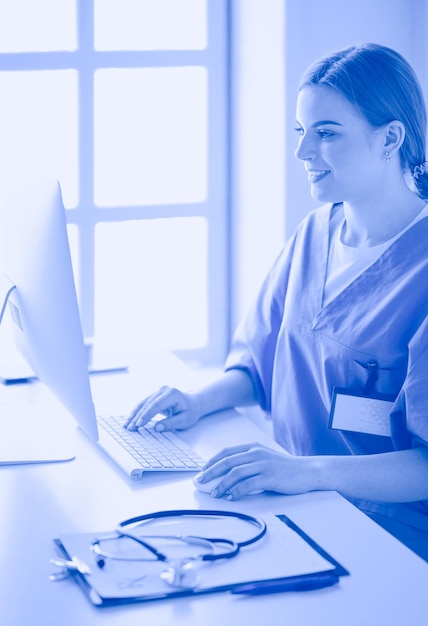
[383,121,406,156]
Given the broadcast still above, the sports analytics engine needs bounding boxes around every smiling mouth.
[307,170,331,183]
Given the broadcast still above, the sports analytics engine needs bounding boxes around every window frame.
[0,0,230,366]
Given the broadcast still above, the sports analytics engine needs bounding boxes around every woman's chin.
[309,185,340,204]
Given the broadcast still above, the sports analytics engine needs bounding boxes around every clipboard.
[51,512,349,606]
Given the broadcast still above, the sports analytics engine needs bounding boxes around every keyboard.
[97,414,206,474]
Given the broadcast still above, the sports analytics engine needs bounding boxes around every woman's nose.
[294,134,316,161]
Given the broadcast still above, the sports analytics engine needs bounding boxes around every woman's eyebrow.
[295,119,344,128]
[313,120,343,127]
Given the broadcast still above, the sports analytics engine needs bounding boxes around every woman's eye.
[294,126,304,136]
[317,129,335,139]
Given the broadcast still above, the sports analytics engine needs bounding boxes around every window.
[0,0,229,365]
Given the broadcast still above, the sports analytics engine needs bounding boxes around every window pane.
[0,0,77,52]
[94,67,207,207]
[94,0,207,51]
[94,218,208,350]
[0,71,78,208]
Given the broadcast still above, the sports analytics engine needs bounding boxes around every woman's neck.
[341,185,426,247]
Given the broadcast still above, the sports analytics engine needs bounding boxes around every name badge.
[329,387,395,438]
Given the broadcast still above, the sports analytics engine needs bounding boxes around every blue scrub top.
[226,203,428,535]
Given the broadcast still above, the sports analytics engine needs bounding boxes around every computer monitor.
[0,157,98,463]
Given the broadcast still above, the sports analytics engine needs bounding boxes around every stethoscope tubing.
[91,510,267,569]
[116,509,267,549]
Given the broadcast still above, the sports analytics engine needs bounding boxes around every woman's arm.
[315,446,428,502]
[125,368,258,431]
[193,368,258,417]
[197,443,428,503]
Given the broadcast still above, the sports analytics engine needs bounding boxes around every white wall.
[230,0,428,336]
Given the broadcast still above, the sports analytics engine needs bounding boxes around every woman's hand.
[198,445,428,504]
[124,369,257,434]
[124,386,203,432]
[197,443,320,500]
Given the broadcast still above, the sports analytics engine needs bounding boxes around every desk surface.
[0,351,427,626]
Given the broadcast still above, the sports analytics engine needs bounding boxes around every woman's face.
[295,85,386,204]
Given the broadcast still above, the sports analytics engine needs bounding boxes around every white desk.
[0,352,427,626]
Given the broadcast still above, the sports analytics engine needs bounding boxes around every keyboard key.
[97,414,205,471]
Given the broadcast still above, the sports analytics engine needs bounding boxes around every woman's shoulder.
[299,201,338,226]
[408,315,428,366]
[269,203,339,277]
[270,203,336,274]
[292,202,339,241]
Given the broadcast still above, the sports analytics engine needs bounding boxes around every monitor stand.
[0,275,76,465]
[0,388,76,465]
[0,402,76,465]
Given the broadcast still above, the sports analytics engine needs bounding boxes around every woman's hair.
[299,43,428,199]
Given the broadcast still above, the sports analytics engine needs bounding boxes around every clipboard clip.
[49,556,91,581]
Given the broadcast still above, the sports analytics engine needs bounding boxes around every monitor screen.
[0,156,98,444]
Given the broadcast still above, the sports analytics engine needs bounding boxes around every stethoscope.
[91,509,267,589]
[50,510,267,589]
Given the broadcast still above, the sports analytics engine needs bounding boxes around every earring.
[384,151,390,161]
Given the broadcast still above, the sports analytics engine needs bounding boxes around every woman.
[125,43,428,559]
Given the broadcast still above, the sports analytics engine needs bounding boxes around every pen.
[231,573,339,596]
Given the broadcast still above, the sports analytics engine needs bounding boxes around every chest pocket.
[347,357,406,398]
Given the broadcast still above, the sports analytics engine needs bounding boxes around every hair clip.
[413,161,428,179]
